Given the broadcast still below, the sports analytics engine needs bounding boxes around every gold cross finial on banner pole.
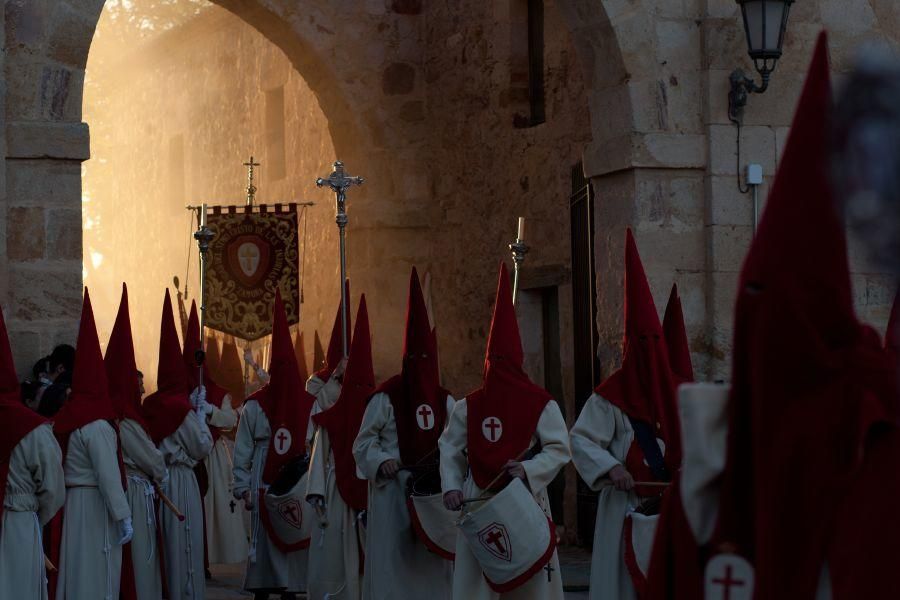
[244,155,261,207]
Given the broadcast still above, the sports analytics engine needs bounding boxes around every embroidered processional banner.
[205,204,300,341]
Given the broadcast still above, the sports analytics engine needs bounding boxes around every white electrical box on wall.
[746,163,763,185]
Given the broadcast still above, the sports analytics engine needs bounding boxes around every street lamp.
[728,0,794,123]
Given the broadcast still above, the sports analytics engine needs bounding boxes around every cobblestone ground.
[207,545,593,598]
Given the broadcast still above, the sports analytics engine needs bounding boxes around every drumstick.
[398,463,436,472]
[600,481,670,490]
[461,448,531,505]
[154,484,186,522]
[44,554,57,573]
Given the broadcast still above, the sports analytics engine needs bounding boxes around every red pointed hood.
[183,302,201,385]
[250,290,316,484]
[294,331,310,383]
[375,267,449,465]
[0,305,48,536]
[663,284,694,382]
[593,230,682,472]
[182,301,228,409]
[219,336,246,405]
[313,330,326,376]
[105,284,149,431]
[314,280,352,381]
[313,295,374,511]
[466,262,553,489]
[54,289,116,438]
[886,292,899,354]
[0,309,26,408]
[715,33,897,599]
[143,291,192,445]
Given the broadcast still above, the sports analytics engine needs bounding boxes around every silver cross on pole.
[316,161,364,357]
[509,217,530,306]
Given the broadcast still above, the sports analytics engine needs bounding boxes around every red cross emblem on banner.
[277,499,303,530]
[704,553,754,600]
[477,522,512,562]
[416,404,435,431]
[481,417,503,442]
[273,427,293,456]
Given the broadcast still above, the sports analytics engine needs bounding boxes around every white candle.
[200,204,207,227]
[517,216,525,241]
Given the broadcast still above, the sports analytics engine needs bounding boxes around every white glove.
[190,385,207,408]
[195,400,213,417]
[117,517,134,545]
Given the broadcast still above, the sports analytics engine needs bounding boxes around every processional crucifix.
[316,161,364,357]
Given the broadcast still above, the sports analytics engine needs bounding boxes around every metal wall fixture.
[728,0,794,124]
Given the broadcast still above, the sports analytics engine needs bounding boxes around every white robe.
[439,398,570,600]
[232,399,307,593]
[0,424,65,600]
[570,392,644,600]
[159,410,213,600]
[352,392,454,600]
[203,395,248,564]
[57,419,132,600]
[120,418,168,600]
[306,373,364,600]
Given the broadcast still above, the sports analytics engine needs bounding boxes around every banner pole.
[193,203,215,388]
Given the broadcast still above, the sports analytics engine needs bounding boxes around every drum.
[259,455,314,553]
[456,478,556,593]
[623,511,659,595]
[405,467,457,560]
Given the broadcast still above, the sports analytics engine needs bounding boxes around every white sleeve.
[521,400,571,495]
[352,394,396,485]
[570,393,625,490]
[438,398,469,494]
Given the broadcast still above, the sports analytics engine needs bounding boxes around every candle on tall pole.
[316,161,365,357]
[193,202,215,388]
[509,217,530,305]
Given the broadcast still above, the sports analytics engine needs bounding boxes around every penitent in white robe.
[159,410,213,600]
[57,419,132,600]
[305,373,364,600]
[120,418,168,600]
[203,395,248,565]
[570,392,644,600]
[352,392,455,600]
[0,424,65,600]
[439,398,570,600]
[232,399,307,593]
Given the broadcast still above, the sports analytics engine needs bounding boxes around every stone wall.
[82,6,337,391]
[2,0,898,421]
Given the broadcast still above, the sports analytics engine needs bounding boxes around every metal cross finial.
[509,217,530,305]
[316,161,365,357]
[244,156,261,207]
[316,161,365,226]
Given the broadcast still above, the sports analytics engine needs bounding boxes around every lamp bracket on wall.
[728,68,771,125]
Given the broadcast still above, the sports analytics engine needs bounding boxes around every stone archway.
[555,0,708,378]
[1,0,433,375]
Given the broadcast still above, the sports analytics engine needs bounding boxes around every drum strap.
[628,417,670,482]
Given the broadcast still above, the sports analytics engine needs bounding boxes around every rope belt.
[127,474,157,563]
